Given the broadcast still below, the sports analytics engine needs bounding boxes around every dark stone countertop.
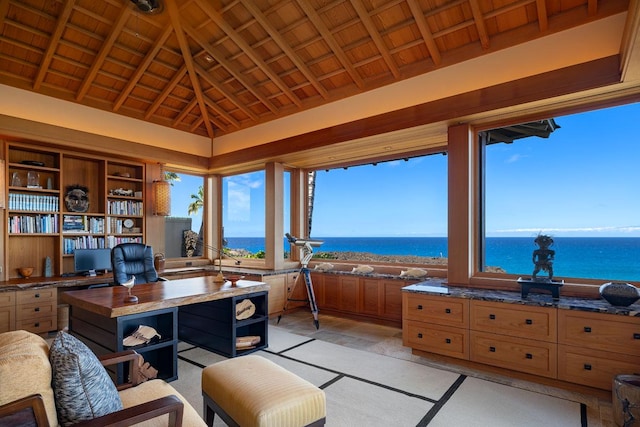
[403,279,640,317]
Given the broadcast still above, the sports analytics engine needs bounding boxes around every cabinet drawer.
[0,306,16,333]
[16,301,56,321]
[558,310,640,354]
[403,293,468,327]
[470,301,556,342]
[470,331,557,378]
[558,345,640,390]
[403,320,469,359]
[16,288,56,305]
[16,317,56,334]
[0,291,15,307]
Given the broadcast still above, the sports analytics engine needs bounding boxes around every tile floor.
[272,309,616,427]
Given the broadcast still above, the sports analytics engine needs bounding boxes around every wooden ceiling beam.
[350,0,400,78]
[181,22,279,115]
[166,0,214,139]
[34,0,76,90]
[240,0,329,99]
[144,65,187,120]
[173,98,198,127]
[406,0,442,66]
[536,0,548,32]
[76,6,129,102]
[194,62,256,123]
[202,93,236,131]
[296,0,365,88]
[469,0,490,50]
[193,0,301,108]
[114,25,173,112]
[183,24,278,118]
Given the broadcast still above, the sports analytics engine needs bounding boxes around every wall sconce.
[152,163,171,216]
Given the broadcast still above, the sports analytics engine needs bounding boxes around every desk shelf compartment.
[178,291,268,357]
[68,306,178,383]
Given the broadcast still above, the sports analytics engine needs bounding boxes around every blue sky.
[169,174,203,233]
[172,102,640,238]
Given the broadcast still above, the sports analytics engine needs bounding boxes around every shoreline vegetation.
[228,249,507,273]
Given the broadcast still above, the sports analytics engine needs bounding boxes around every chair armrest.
[0,393,50,426]
[73,395,183,427]
[98,350,143,389]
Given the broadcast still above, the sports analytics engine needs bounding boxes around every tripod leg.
[302,268,320,329]
[277,268,303,324]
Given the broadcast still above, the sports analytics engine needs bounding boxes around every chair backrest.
[111,243,159,285]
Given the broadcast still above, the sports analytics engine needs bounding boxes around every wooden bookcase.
[5,142,146,279]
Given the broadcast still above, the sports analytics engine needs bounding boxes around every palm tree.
[188,186,204,255]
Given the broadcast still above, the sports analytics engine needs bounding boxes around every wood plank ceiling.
[0,0,628,152]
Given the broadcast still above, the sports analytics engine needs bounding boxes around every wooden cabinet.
[263,274,286,316]
[15,288,58,334]
[178,291,268,358]
[5,142,146,279]
[469,301,557,379]
[403,291,640,390]
[402,293,469,359]
[470,301,557,342]
[0,292,15,333]
[558,310,640,390]
[311,273,409,323]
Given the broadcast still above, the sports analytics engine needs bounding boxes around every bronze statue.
[532,234,555,281]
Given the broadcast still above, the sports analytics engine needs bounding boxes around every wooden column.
[447,123,476,285]
[265,162,284,269]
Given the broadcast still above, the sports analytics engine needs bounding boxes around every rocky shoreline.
[313,251,448,265]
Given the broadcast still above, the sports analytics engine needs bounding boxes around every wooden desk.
[62,277,269,382]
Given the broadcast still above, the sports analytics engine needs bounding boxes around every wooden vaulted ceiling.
[0,0,630,156]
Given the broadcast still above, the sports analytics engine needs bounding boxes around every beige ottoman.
[202,355,326,427]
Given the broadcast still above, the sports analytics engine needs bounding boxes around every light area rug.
[171,326,586,426]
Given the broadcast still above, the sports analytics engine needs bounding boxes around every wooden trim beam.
[210,55,621,169]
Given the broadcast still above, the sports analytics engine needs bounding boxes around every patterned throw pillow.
[49,331,123,426]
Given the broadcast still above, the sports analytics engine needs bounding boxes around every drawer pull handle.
[34,322,39,328]
[584,327,591,333]
[525,319,532,325]
[417,333,423,339]
[489,314,496,320]
[417,305,423,310]
[489,346,496,352]
[34,307,40,312]
[634,333,640,340]
[526,353,533,359]
[584,364,592,371]
[445,338,451,344]
[35,293,40,298]
[445,308,451,314]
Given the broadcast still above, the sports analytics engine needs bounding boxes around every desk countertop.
[61,276,269,318]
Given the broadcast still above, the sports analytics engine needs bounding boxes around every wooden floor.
[272,309,616,427]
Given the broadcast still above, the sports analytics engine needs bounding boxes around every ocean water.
[225,236,640,282]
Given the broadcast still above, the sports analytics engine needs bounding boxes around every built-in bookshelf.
[4,142,146,279]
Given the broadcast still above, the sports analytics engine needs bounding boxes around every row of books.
[62,215,105,233]
[63,237,106,254]
[8,193,58,212]
[107,200,143,216]
[107,236,142,247]
[62,236,143,254]
[8,214,59,234]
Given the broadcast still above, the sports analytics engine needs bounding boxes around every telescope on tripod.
[279,233,323,329]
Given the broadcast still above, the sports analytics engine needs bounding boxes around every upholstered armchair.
[0,330,206,426]
[111,242,166,285]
